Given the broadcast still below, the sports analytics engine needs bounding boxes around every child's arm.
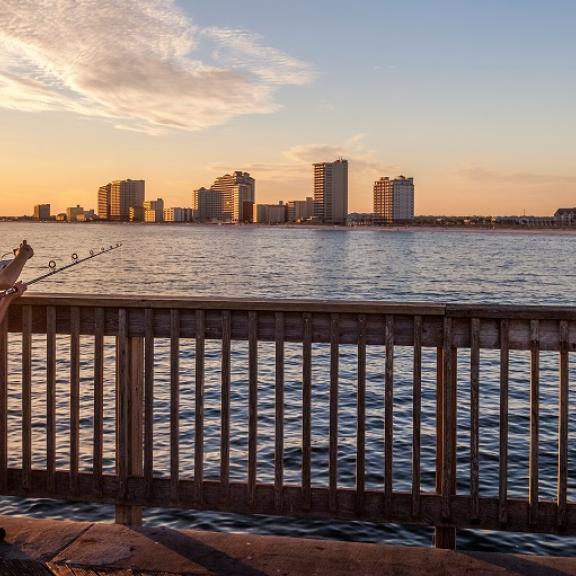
[0,240,34,290]
[0,282,27,325]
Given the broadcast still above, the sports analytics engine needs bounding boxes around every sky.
[0,0,575,216]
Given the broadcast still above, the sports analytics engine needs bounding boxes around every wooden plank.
[248,311,258,506]
[44,307,57,494]
[499,319,510,525]
[384,315,394,509]
[302,312,312,510]
[69,306,80,494]
[274,312,285,512]
[412,315,422,517]
[0,310,8,491]
[170,309,180,503]
[220,310,231,497]
[470,318,480,522]
[92,307,104,496]
[194,310,205,505]
[144,308,154,499]
[558,319,569,528]
[529,319,540,526]
[22,305,33,491]
[436,317,456,550]
[329,313,339,512]
[16,293,447,316]
[356,314,367,513]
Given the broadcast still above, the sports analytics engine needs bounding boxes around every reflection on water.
[1,222,576,556]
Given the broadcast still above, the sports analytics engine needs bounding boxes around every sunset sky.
[1,0,575,216]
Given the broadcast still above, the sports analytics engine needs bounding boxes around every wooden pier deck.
[2,515,576,575]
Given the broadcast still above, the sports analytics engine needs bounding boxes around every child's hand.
[7,281,27,300]
[14,240,34,260]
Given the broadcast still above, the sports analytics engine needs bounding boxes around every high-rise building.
[144,198,165,223]
[373,176,415,223]
[211,171,255,223]
[33,204,51,220]
[98,179,145,221]
[255,203,287,224]
[192,187,224,222]
[98,184,112,220]
[313,159,348,224]
[287,197,314,222]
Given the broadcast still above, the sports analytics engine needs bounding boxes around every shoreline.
[3,219,576,236]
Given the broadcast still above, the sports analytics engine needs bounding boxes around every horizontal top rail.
[12,293,576,319]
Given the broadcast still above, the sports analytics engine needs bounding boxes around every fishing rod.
[0,242,123,297]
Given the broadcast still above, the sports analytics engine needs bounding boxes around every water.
[1,222,576,556]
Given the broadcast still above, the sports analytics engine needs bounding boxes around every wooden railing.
[1,294,575,549]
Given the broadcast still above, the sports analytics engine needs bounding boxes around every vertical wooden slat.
[144,308,154,499]
[274,312,285,512]
[170,309,180,503]
[195,310,205,505]
[220,311,231,498]
[302,312,312,510]
[499,319,510,525]
[0,315,7,492]
[92,307,104,496]
[116,309,129,504]
[248,311,258,506]
[22,305,32,492]
[436,318,456,550]
[557,320,569,528]
[470,318,480,522]
[412,315,422,517]
[46,307,57,492]
[529,319,540,526]
[356,314,367,513]
[436,346,444,498]
[69,306,80,494]
[329,313,339,512]
[384,315,394,509]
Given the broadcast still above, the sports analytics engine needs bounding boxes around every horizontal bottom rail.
[1,468,574,536]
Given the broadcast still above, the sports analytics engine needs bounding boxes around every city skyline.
[1,1,575,216]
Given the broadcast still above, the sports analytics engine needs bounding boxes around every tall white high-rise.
[373,176,414,223]
[313,159,348,224]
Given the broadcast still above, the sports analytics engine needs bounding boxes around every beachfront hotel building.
[98,179,145,221]
[373,176,415,224]
[211,171,255,223]
[192,187,224,222]
[313,159,348,224]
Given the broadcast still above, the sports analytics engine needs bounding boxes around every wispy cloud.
[207,134,396,182]
[0,0,314,134]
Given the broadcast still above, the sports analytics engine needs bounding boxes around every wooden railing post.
[116,311,144,526]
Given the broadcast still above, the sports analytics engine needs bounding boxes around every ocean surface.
[1,221,576,556]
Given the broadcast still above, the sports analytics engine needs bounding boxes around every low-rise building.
[287,197,314,222]
[164,207,194,222]
[555,208,576,226]
[255,203,287,224]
